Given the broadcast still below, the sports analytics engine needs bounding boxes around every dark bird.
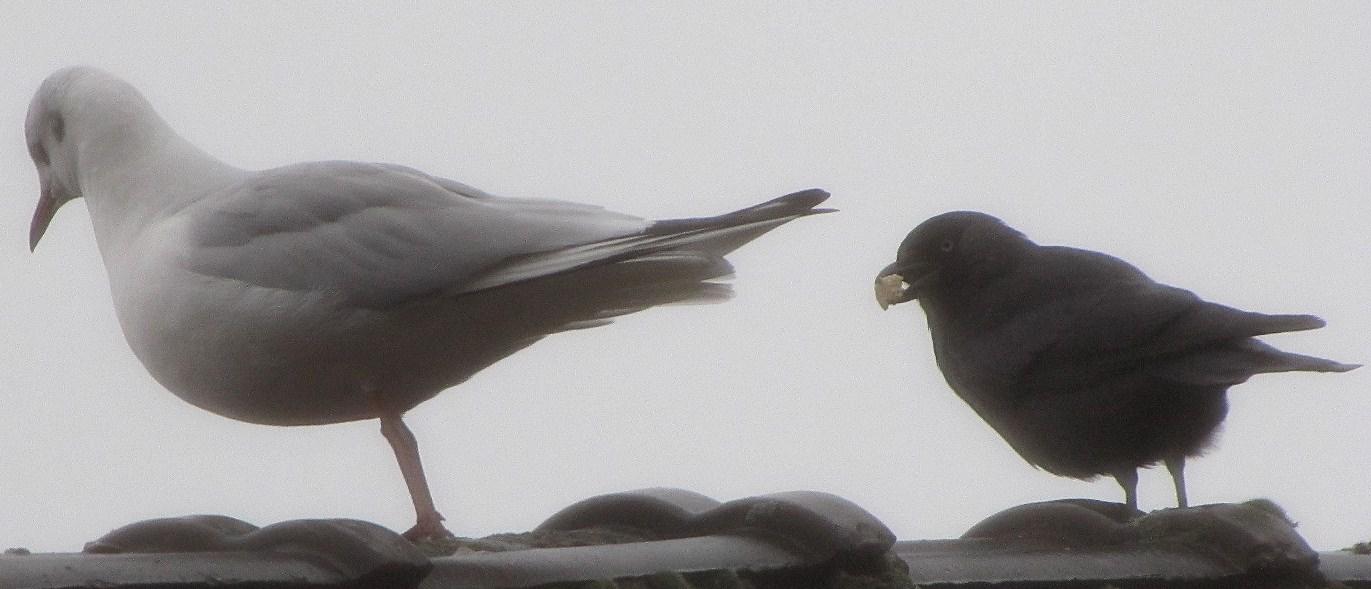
[874,211,1358,511]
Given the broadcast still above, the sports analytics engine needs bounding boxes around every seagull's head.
[26,66,159,251]
[25,67,96,251]
[874,211,1029,309]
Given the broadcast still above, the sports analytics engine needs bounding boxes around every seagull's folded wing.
[182,161,650,309]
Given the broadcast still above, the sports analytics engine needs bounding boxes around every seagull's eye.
[940,239,955,252]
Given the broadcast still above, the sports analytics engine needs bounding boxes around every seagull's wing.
[182,161,651,309]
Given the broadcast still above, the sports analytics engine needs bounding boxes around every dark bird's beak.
[875,260,929,310]
[30,178,57,251]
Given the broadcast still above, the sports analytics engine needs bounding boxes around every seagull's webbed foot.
[402,512,455,542]
[377,409,456,542]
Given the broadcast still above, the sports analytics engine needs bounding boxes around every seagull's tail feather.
[435,251,734,383]
[438,194,823,381]
[453,190,826,339]
[652,187,833,235]
[643,188,834,257]
[460,189,830,293]
[468,250,735,336]
[558,252,736,330]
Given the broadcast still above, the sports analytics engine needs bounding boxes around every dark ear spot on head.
[29,141,49,166]
[52,114,65,142]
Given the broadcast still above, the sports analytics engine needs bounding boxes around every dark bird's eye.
[940,239,955,252]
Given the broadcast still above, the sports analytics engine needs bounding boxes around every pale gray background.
[2,2,1366,553]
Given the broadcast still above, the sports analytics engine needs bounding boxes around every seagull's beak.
[30,177,57,251]
[874,260,930,310]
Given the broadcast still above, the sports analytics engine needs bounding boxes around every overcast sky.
[2,2,1367,553]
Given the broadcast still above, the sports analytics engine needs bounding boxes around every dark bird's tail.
[1242,313,1329,335]
[1245,340,1362,374]
[1156,338,1360,387]
[1223,312,1361,374]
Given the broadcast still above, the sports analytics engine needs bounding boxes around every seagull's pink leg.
[378,413,453,540]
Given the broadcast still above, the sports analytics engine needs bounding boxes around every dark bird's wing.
[995,247,1353,396]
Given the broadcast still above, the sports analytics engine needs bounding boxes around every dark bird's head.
[875,211,1030,309]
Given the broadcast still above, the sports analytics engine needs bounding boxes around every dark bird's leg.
[379,413,453,540]
[1165,456,1189,508]
[1113,468,1139,512]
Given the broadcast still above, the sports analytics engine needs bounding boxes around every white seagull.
[24,66,831,540]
